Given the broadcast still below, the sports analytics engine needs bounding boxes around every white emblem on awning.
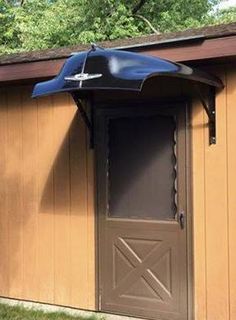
[65,73,102,81]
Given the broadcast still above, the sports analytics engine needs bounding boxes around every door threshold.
[100,311,145,320]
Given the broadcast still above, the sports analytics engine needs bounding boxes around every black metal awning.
[32,45,223,98]
[32,45,224,145]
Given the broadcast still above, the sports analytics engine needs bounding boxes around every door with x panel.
[96,103,188,320]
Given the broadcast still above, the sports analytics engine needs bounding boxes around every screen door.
[96,104,188,320]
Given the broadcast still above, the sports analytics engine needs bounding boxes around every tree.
[0,0,234,54]
[214,6,236,24]
[0,0,21,53]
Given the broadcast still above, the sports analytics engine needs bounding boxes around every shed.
[0,22,236,320]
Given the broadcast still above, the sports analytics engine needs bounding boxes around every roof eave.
[0,33,236,84]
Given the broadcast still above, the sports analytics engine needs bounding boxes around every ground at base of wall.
[0,303,102,320]
[0,299,141,320]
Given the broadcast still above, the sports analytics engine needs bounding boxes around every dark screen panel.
[108,115,176,220]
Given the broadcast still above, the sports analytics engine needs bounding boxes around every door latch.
[176,211,185,229]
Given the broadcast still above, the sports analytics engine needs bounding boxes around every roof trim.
[0,23,236,83]
[114,35,206,50]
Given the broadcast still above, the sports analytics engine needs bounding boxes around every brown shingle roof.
[0,22,236,66]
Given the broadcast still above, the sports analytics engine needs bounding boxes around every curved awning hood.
[32,47,223,98]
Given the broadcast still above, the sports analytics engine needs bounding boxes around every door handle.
[176,211,185,229]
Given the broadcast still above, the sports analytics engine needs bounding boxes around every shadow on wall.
[35,93,92,307]
[0,87,90,304]
[39,110,88,217]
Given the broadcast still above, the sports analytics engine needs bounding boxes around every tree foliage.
[0,0,235,54]
[214,6,236,24]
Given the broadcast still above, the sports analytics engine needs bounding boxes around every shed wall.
[0,64,235,320]
[191,64,236,320]
[0,87,95,309]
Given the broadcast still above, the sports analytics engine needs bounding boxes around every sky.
[217,0,236,9]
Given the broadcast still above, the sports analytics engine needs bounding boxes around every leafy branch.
[132,0,147,14]
[3,0,25,6]
[134,14,160,34]
[131,0,160,34]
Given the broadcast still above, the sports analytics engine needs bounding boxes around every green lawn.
[0,303,102,320]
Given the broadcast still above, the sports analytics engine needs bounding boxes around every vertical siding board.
[226,66,236,320]
[7,88,24,298]
[37,95,55,303]
[69,106,88,308]
[21,87,38,300]
[204,69,229,320]
[0,89,9,296]
[53,93,73,305]
[191,98,207,320]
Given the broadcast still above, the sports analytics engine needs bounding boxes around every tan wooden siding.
[192,65,236,320]
[0,87,95,309]
[0,65,236,320]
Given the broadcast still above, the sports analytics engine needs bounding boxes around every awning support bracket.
[72,93,94,149]
[195,85,216,145]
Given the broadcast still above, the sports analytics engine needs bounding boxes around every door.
[96,103,188,320]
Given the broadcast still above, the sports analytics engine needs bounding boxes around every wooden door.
[96,103,188,320]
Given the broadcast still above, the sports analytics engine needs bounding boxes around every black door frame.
[94,97,193,320]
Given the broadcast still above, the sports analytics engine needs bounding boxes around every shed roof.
[0,22,236,66]
[0,22,236,84]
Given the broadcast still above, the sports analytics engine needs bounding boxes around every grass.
[0,303,102,320]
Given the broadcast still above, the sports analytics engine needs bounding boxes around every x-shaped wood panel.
[111,236,173,303]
